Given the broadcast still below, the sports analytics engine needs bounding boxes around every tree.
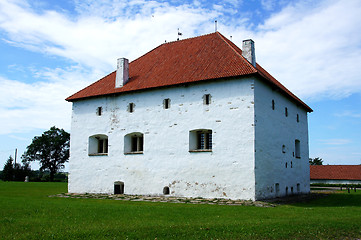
[309,157,323,165]
[2,156,14,181]
[22,126,70,181]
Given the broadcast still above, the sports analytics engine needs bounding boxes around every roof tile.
[66,32,312,112]
[310,165,361,180]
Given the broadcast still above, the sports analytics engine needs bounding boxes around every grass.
[0,182,361,239]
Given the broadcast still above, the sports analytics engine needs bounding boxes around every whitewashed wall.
[254,78,310,199]
[68,77,258,200]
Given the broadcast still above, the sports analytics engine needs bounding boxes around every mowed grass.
[1,182,361,240]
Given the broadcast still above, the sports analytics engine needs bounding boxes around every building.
[66,32,313,200]
[310,165,361,185]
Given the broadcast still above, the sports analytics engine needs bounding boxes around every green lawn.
[1,182,361,239]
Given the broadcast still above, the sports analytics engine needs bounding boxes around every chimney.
[115,58,129,88]
[242,39,256,67]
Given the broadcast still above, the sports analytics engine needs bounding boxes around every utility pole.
[14,148,17,166]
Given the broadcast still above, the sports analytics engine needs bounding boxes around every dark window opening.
[96,107,102,116]
[114,182,124,194]
[131,135,143,152]
[97,138,108,154]
[285,107,288,117]
[128,103,134,113]
[295,140,301,158]
[297,114,299,122]
[197,131,212,150]
[285,162,288,168]
[163,186,170,195]
[272,100,275,110]
[203,94,211,105]
[163,98,170,109]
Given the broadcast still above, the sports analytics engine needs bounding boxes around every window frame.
[189,129,213,152]
[124,132,144,154]
[88,134,108,156]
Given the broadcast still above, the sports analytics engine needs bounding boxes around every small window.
[128,103,135,113]
[291,161,293,168]
[272,100,275,110]
[295,140,301,158]
[297,114,299,122]
[163,186,170,195]
[89,134,108,155]
[203,94,211,105]
[114,181,124,194]
[282,145,286,153]
[285,107,288,117]
[291,187,294,195]
[275,183,280,196]
[163,98,171,109]
[96,107,102,116]
[189,129,212,151]
[297,183,300,192]
[285,187,288,196]
[285,162,288,168]
[124,132,144,154]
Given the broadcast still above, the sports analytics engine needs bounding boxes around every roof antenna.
[215,20,217,32]
[177,28,182,41]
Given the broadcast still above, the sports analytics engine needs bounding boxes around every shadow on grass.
[273,191,361,208]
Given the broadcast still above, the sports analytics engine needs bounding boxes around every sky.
[0,0,361,170]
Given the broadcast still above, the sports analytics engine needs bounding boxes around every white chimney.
[242,39,256,67]
[115,58,129,88]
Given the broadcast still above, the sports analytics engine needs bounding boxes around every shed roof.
[310,165,361,180]
[66,32,312,112]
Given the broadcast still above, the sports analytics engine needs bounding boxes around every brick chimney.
[115,58,129,88]
[242,39,256,67]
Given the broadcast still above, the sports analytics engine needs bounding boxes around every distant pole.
[14,148,17,166]
[215,20,217,32]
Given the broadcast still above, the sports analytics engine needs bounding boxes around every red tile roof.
[66,32,312,112]
[310,165,361,180]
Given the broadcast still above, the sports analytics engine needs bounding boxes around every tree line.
[1,126,69,182]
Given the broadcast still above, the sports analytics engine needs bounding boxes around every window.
[163,98,171,109]
[285,107,288,117]
[189,129,212,152]
[295,140,301,158]
[203,94,211,105]
[282,145,286,153]
[297,183,300,192]
[96,107,102,116]
[114,181,124,194]
[297,114,299,122]
[128,103,135,113]
[272,100,275,110]
[163,186,170,195]
[88,134,108,155]
[124,132,144,154]
[275,183,280,196]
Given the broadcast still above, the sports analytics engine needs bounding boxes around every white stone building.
[66,32,313,200]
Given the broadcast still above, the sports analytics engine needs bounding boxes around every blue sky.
[1,0,361,170]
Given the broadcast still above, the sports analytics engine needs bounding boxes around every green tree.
[309,157,323,165]
[22,126,70,181]
[2,156,14,181]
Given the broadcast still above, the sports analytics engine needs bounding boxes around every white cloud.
[318,138,352,145]
[0,67,99,135]
[254,0,361,100]
[0,0,361,138]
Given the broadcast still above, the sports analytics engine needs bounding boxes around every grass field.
[1,182,361,239]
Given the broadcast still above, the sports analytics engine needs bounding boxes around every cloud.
[0,0,361,138]
[0,67,99,135]
[254,0,361,100]
[334,111,361,118]
[318,139,352,145]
